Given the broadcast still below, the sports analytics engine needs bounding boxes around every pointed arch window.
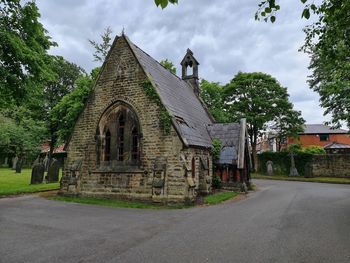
[117,113,125,161]
[104,130,111,161]
[97,102,141,167]
[132,127,139,161]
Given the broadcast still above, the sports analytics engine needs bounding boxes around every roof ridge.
[125,36,186,83]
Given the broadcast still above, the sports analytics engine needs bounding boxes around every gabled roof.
[324,142,350,149]
[207,123,241,148]
[207,122,246,166]
[124,35,213,148]
[302,124,348,134]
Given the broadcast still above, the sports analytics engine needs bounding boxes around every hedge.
[258,151,313,176]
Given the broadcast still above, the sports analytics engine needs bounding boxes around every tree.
[301,0,350,129]
[199,80,230,123]
[43,56,85,163]
[89,26,113,63]
[0,110,46,170]
[0,0,56,108]
[270,108,305,151]
[51,68,100,143]
[160,59,176,74]
[223,72,302,171]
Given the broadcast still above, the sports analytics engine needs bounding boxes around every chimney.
[180,49,200,96]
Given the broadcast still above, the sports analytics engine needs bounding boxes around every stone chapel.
[59,34,251,203]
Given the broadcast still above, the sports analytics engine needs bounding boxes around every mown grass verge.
[48,196,191,209]
[0,168,60,197]
[252,173,350,184]
[204,191,239,205]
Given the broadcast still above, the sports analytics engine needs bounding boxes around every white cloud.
[36,0,328,124]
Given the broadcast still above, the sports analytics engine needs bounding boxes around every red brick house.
[288,124,350,148]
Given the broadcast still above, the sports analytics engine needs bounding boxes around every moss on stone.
[142,80,172,134]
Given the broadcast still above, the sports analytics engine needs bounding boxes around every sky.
[36,0,328,125]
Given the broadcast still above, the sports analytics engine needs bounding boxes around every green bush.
[258,151,313,176]
[212,175,222,189]
[287,143,302,152]
[301,146,326,154]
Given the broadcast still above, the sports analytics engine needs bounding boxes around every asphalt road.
[0,179,349,263]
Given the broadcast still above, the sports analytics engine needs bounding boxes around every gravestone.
[31,163,45,184]
[12,156,18,170]
[266,160,274,176]
[2,157,8,167]
[32,157,40,166]
[289,152,299,177]
[15,158,22,173]
[43,155,49,172]
[47,159,60,183]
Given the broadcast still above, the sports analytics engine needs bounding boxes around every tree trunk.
[251,142,258,172]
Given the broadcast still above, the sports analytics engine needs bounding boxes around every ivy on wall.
[211,139,222,162]
[142,80,172,134]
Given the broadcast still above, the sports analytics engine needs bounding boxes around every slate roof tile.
[302,124,348,134]
[126,36,213,147]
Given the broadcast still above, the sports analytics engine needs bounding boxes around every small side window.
[319,134,329,141]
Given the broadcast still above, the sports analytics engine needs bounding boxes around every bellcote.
[180,49,200,95]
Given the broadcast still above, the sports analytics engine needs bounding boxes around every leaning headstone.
[47,159,60,183]
[31,163,45,184]
[289,152,299,177]
[15,158,22,173]
[266,160,274,176]
[32,157,40,166]
[12,156,18,170]
[43,155,49,172]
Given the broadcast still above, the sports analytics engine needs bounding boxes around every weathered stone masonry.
[309,154,350,178]
[60,35,213,203]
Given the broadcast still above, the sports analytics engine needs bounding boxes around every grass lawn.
[204,191,239,205]
[0,168,60,197]
[48,196,190,209]
[252,173,350,184]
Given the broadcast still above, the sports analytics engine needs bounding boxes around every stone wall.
[60,36,212,203]
[310,154,350,178]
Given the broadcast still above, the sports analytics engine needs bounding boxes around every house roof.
[207,123,241,148]
[125,35,214,148]
[302,124,348,134]
[207,123,242,164]
[324,142,350,149]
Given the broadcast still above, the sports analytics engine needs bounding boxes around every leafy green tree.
[270,108,305,152]
[43,56,84,162]
[0,111,46,170]
[51,68,100,143]
[199,80,230,123]
[89,26,113,63]
[223,72,301,171]
[0,0,56,108]
[160,59,176,74]
[301,0,350,129]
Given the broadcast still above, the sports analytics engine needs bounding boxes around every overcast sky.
[36,0,328,124]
